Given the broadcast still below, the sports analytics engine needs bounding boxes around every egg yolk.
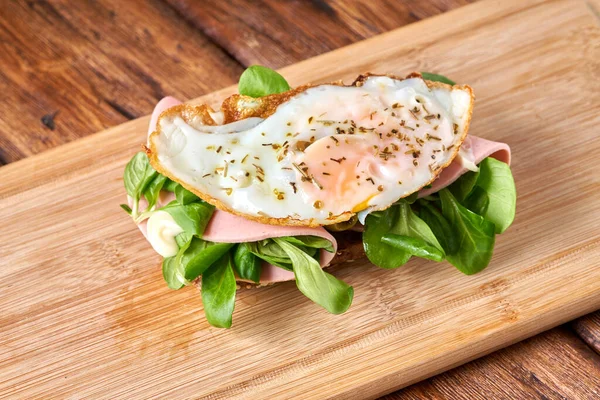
[297,134,386,216]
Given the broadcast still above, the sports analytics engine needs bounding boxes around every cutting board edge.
[357,293,600,400]
[193,237,600,399]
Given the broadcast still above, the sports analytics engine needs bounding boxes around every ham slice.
[134,97,511,284]
[418,135,511,198]
[135,193,336,283]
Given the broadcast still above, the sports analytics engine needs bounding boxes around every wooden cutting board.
[1,0,599,398]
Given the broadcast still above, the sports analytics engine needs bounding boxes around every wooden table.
[2,0,599,397]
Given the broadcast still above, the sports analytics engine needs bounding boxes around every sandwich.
[122,66,516,328]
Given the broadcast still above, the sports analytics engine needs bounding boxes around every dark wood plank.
[381,326,600,399]
[165,0,476,68]
[572,311,600,355]
[0,0,243,164]
[2,0,600,398]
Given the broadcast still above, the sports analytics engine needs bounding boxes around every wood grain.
[0,0,242,164]
[1,0,600,398]
[385,326,600,399]
[572,311,600,355]
[166,0,476,68]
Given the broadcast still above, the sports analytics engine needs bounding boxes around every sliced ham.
[135,193,336,284]
[418,135,511,198]
[133,97,511,284]
[147,96,181,145]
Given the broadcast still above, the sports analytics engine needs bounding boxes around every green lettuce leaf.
[421,72,456,85]
[468,157,516,233]
[273,238,353,314]
[363,201,443,269]
[439,189,496,274]
[201,253,236,328]
[238,65,290,98]
[233,243,262,283]
[161,202,214,237]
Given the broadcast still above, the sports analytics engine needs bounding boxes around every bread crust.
[147,73,474,227]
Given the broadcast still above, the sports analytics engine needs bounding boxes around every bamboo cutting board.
[1,0,600,398]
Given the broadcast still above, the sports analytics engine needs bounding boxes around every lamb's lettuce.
[163,178,179,192]
[421,72,456,85]
[363,156,515,275]
[274,238,353,315]
[129,159,349,326]
[282,236,335,253]
[438,189,496,274]
[233,243,262,283]
[244,236,330,271]
[123,152,158,218]
[175,231,192,248]
[247,240,294,270]
[154,185,344,326]
[467,157,516,233]
[234,236,349,314]
[162,256,184,290]
[175,184,200,205]
[201,234,345,326]
[449,170,479,203]
[381,234,444,262]
[160,202,214,237]
[238,65,290,98]
[201,253,237,328]
[364,200,443,269]
[464,186,490,216]
[419,201,458,255]
[180,239,234,281]
[144,174,167,209]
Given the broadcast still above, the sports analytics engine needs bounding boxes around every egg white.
[149,76,473,226]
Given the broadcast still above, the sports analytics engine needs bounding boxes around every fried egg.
[148,74,474,227]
